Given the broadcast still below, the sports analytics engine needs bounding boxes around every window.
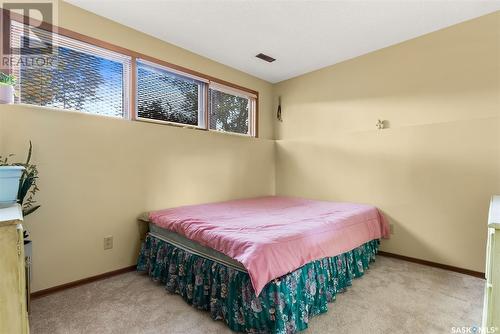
[10,21,130,118]
[6,18,258,136]
[209,83,256,136]
[136,60,206,127]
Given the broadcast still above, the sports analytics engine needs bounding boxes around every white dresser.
[483,196,500,329]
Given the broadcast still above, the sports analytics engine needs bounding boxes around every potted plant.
[1,142,39,312]
[0,141,41,228]
[0,72,15,104]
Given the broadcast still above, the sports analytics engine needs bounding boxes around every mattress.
[147,196,389,295]
[138,232,379,334]
[145,219,246,272]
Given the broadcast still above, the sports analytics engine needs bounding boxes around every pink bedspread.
[149,196,389,296]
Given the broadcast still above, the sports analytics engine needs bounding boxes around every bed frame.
[137,216,379,334]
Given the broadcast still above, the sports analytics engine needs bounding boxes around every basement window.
[6,18,258,136]
[10,21,131,118]
[209,83,256,136]
[135,59,207,127]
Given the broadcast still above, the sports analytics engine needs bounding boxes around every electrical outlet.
[104,236,113,250]
[389,224,395,235]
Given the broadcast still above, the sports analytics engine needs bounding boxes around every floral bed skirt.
[137,234,379,334]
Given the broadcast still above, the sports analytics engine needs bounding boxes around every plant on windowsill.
[0,72,16,104]
[0,141,41,241]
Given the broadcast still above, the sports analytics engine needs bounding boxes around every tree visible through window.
[10,21,257,136]
[17,38,128,117]
[136,61,202,126]
[209,87,252,135]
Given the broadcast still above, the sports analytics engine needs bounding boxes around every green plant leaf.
[7,141,40,218]
[26,141,32,165]
[23,205,40,216]
[17,174,35,204]
[0,72,16,86]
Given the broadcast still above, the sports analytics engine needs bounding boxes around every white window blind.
[8,20,258,136]
[10,21,131,118]
[136,59,206,127]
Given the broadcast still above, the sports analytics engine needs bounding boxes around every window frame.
[135,58,208,130]
[2,9,259,137]
[208,82,257,137]
[9,20,132,119]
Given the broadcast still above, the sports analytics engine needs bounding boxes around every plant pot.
[0,166,24,205]
[0,85,14,104]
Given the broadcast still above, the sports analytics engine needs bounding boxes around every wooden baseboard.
[30,251,484,299]
[31,265,137,299]
[377,251,485,279]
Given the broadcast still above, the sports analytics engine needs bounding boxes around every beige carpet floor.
[30,256,484,334]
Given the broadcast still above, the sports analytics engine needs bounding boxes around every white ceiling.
[66,0,500,83]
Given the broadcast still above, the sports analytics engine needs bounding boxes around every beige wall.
[1,3,498,292]
[0,1,275,292]
[274,12,500,272]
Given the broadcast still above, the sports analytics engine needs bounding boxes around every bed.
[137,196,389,334]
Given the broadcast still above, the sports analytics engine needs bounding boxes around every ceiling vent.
[256,53,276,63]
